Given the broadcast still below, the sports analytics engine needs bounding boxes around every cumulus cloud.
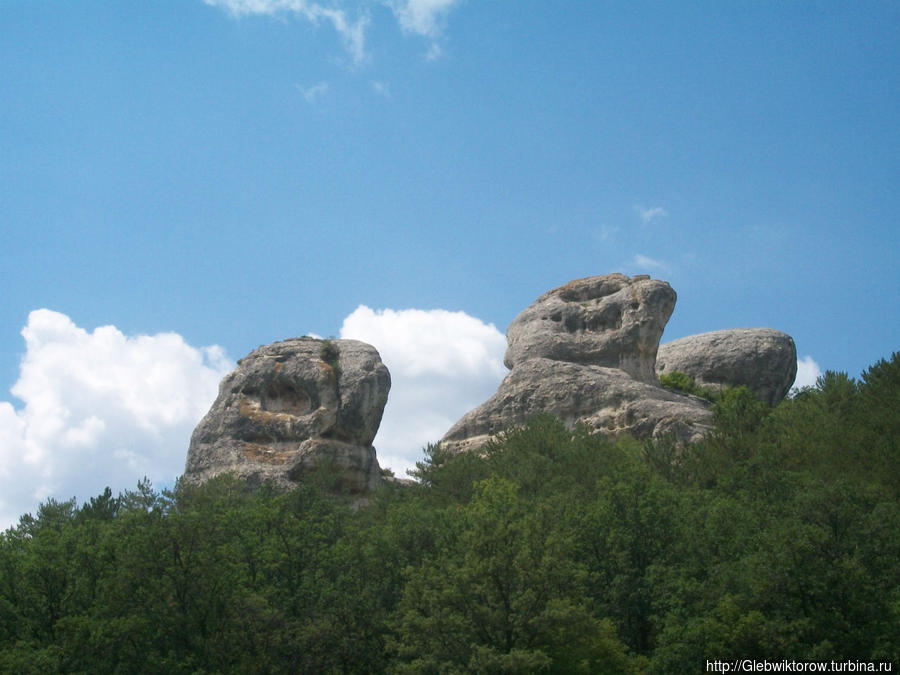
[340,305,506,477]
[635,205,668,224]
[792,355,822,392]
[0,310,233,529]
[0,304,508,523]
[204,0,368,63]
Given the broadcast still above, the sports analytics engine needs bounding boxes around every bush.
[319,338,341,376]
[658,371,718,401]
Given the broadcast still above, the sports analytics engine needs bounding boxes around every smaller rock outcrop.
[656,328,797,406]
[185,338,390,493]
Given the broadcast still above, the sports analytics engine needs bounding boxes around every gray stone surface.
[185,338,390,493]
[656,328,798,405]
[504,273,676,384]
[442,274,713,453]
[441,358,713,454]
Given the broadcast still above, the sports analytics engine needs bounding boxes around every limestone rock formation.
[504,273,675,383]
[185,337,390,493]
[442,274,714,453]
[443,358,714,454]
[656,328,798,405]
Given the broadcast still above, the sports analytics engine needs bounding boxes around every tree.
[391,477,637,673]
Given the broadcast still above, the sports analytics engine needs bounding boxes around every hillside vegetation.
[2,353,898,673]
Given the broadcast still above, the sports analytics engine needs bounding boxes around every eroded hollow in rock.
[550,305,623,334]
[262,381,312,415]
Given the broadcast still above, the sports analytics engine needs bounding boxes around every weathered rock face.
[443,358,714,453]
[185,338,390,493]
[504,273,675,384]
[656,328,798,406]
[442,274,714,453]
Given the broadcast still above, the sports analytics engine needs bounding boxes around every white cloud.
[204,0,368,64]
[632,253,666,271]
[792,355,822,392]
[371,80,392,99]
[424,41,443,61]
[296,81,329,102]
[340,305,506,477]
[593,224,619,242]
[204,0,464,63]
[0,304,509,522]
[386,0,460,38]
[635,205,668,224]
[386,0,460,59]
[0,310,233,529]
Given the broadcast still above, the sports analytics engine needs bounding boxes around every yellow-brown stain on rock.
[238,398,292,424]
[242,443,293,465]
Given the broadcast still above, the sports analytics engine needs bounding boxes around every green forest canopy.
[2,353,898,673]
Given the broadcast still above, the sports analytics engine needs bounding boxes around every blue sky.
[1,1,898,524]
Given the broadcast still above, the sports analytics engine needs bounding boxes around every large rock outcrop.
[185,338,390,493]
[656,328,798,406]
[442,274,715,452]
[504,273,675,383]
